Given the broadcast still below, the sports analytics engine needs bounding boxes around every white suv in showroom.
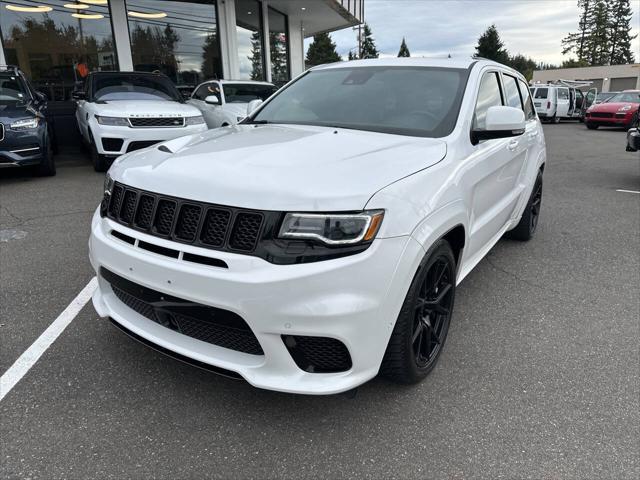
[187,79,277,128]
[74,71,207,171]
[89,58,545,395]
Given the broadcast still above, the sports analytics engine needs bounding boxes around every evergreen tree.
[348,50,356,60]
[248,31,263,80]
[608,0,636,64]
[506,54,537,80]
[305,32,341,67]
[585,0,610,65]
[360,23,379,59]
[270,32,288,82]
[562,0,592,62]
[474,25,509,64]
[397,37,410,57]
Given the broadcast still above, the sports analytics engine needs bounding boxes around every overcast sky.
[305,0,640,65]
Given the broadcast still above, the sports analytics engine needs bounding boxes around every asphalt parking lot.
[1,122,639,479]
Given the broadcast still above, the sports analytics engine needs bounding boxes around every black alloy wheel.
[411,257,454,369]
[381,239,456,384]
[505,170,543,241]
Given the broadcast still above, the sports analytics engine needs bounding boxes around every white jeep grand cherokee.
[89,58,546,395]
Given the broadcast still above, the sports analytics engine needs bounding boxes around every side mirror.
[247,99,263,116]
[35,91,48,102]
[204,95,219,105]
[627,128,640,152]
[472,106,526,143]
[72,90,86,101]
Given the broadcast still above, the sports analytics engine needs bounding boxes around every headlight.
[103,173,114,195]
[10,117,40,130]
[618,105,632,112]
[95,115,129,126]
[279,210,384,245]
[185,115,205,125]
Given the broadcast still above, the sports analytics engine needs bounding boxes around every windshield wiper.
[243,119,271,125]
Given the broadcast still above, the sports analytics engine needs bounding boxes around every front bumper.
[0,125,47,167]
[89,209,423,394]
[585,112,634,126]
[90,120,208,155]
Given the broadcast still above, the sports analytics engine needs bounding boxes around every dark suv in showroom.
[0,65,55,176]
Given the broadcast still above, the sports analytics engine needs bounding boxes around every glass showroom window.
[235,0,264,81]
[268,7,289,84]
[127,0,222,90]
[0,0,117,100]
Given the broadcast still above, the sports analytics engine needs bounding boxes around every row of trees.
[306,0,636,78]
[562,0,636,66]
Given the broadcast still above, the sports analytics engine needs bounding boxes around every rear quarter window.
[534,88,548,99]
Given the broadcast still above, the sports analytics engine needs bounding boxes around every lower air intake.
[282,335,352,373]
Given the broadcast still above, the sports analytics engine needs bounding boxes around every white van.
[530,81,596,123]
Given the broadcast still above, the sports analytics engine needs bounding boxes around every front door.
[464,71,525,260]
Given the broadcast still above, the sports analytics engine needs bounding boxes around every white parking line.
[0,277,98,402]
[616,189,640,194]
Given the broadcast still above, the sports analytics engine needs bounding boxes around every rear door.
[532,87,549,116]
[556,87,570,117]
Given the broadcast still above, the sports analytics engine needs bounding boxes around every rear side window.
[534,88,548,99]
[558,88,569,100]
[518,79,536,120]
[503,74,523,109]
[473,72,503,130]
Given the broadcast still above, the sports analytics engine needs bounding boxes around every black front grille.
[282,335,352,373]
[105,182,264,255]
[103,268,263,355]
[127,140,161,152]
[129,117,184,128]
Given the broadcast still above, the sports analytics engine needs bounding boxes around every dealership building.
[1,0,363,142]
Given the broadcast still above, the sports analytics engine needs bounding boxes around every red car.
[584,90,640,130]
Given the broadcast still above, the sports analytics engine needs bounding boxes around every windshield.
[93,74,182,102]
[251,66,470,137]
[607,92,640,104]
[0,74,29,105]
[223,84,276,103]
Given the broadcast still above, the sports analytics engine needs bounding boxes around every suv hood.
[110,124,447,211]
[0,102,38,121]
[590,101,639,112]
[94,100,201,117]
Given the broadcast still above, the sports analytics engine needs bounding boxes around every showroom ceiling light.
[5,4,53,12]
[72,12,104,18]
[128,11,167,18]
[64,3,90,8]
[81,0,108,4]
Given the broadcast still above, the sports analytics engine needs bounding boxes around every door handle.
[507,140,519,151]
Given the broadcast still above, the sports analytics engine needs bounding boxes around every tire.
[381,239,456,384]
[505,170,543,241]
[89,133,109,172]
[586,122,598,130]
[34,137,56,177]
[627,112,638,130]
